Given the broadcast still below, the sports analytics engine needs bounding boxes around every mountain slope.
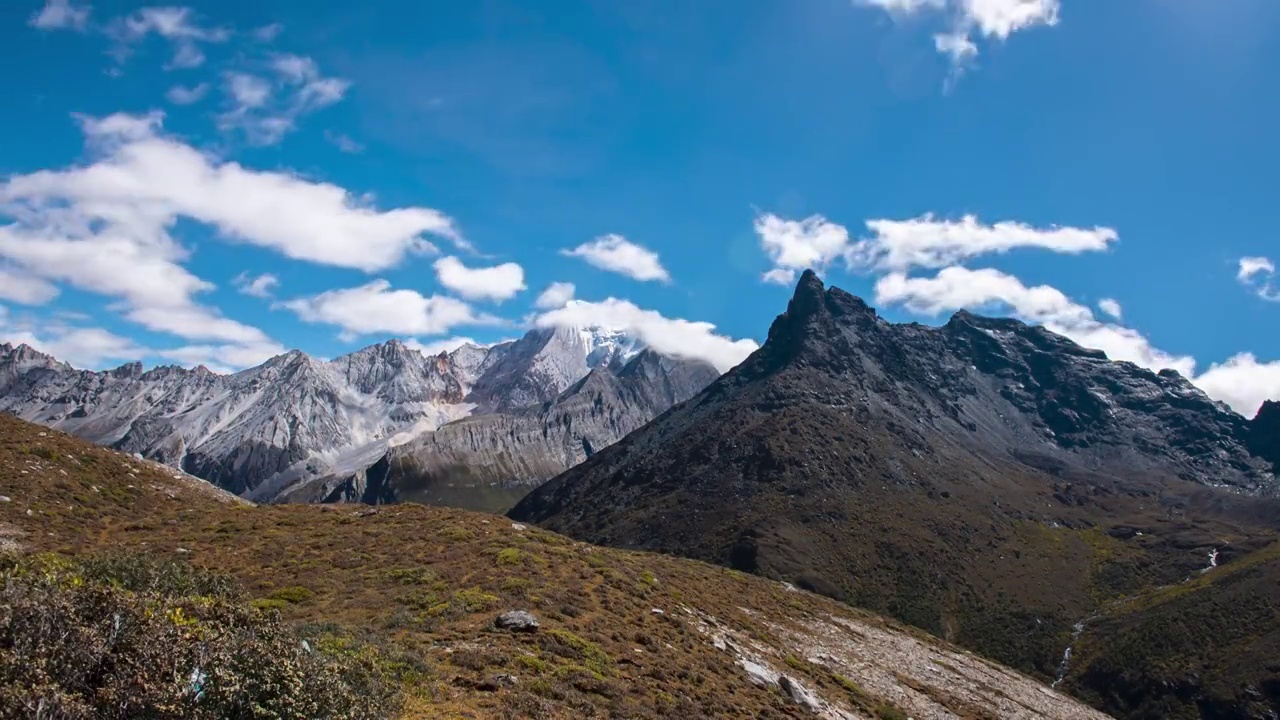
[0,414,1107,719]
[283,349,719,512]
[511,271,1280,713]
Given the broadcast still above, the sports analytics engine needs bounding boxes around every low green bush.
[0,553,401,719]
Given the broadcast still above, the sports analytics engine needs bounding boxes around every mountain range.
[0,325,717,507]
[5,269,1280,718]
[511,270,1280,719]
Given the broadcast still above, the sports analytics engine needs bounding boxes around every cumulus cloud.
[855,0,1060,69]
[755,214,852,284]
[433,256,526,302]
[3,112,460,271]
[30,0,91,31]
[233,272,279,299]
[1195,354,1280,419]
[281,280,498,338]
[853,214,1117,272]
[754,212,1116,282]
[166,82,210,105]
[1097,298,1122,320]
[1238,256,1279,301]
[534,282,576,310]
[561,234,671,283]
[535,298,757,373]
[0,112,464,369]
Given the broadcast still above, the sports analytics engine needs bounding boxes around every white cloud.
[1238,256,1279,301]
[403,336,478,357]
[30,0,91,31]
[754,212,1116,282]
[961,0,1060,40]
[535,298,756,373]
[754,214,853,282]
[156,340,285,373]
[3,112,461,272]
[1194,354,1280,419]
[107,6,232,70]
[166,83,210,105]
[251,23,283,42]
[225,72,272,109]
[281,280,497,338]
[854,0,946,12]
[874,265,1280,415]
[855,0,1060,69]
[1,324,145,369]
[853,214,1117,272]
[1097,298,1122,320]
[762,268,798,286]
[874,266,1197,376]
[73,110,166,145]
[0,112,467,369]
[217,55,350,145]
[433,256,526,302]
[534,282,576,310]
[233,271,279,299]
[324,130,364,154]
[0,267,60,305]
[561,234,671,283]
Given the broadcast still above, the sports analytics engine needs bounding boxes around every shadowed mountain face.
[511,270,1280,718]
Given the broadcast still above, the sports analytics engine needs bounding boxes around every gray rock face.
[283,349,719,510]
[494,610,540,632]
[0,329,717,505]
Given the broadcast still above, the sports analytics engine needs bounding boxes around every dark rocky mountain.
[1251,400,1280,473]
[511,270,1280,719]
[281,349,719,511]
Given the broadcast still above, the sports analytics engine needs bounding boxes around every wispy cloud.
[106,6,232,70]
[217,54,351,145]
[1238,256,1279,302]
[29,0,91,32]
[166,82,210,105]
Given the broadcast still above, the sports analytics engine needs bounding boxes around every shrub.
[0,553,402,719]
[267,585,316,604]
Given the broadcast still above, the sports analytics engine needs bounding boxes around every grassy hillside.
[0,414,1104,719]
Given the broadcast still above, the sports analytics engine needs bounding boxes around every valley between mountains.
[3,271,1279,719]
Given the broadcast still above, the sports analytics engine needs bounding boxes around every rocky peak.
[110,361,144,380]
[1250,400,1280,472]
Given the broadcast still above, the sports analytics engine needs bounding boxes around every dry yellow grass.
[0,415,1104,719]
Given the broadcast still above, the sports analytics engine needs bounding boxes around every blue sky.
[1,0,1278,415]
